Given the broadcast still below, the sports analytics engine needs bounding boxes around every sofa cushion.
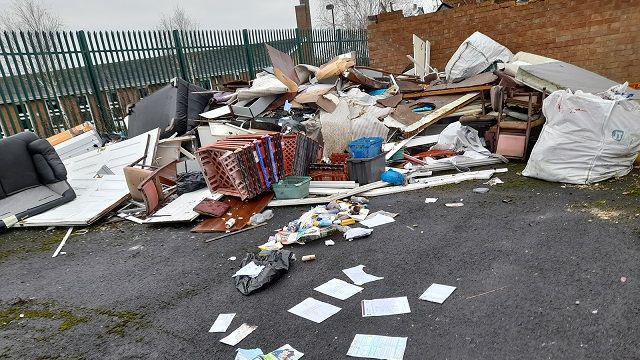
[28,138,67,181]
[0,132,40,195]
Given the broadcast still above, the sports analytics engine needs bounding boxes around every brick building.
[367,0,640,83]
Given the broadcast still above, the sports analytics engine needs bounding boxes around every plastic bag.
[235,250,293,295]
[176,171,206,195]
[445,32,513,82]
[523,89,640,184]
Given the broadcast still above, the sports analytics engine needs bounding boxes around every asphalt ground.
[1,163,640,360]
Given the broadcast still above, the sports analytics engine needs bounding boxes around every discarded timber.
[403,85,492,99]
[403,92,479,136]
[268,181,389,207]
[410,156,508,175]
[205,222,268,243]
[361,169,508,197]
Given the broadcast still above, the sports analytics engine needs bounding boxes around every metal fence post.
[76,30,110,132]
[241,29,256,80]
[295,28,304,64]
[337,29,344,55]
[172,30,190,82]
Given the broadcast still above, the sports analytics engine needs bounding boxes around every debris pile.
[1,28,639,359]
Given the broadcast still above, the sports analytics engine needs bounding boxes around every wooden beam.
[403,92,479,136]
[268,181,389,207]
[403,85,492,99]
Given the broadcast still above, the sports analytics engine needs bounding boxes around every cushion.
[0,132,40,195]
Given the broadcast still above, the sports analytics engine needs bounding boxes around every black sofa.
[0,132,76,228]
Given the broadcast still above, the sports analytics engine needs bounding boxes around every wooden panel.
[0,104,21,136]
[191,192,274,233]
[60,95,83,127]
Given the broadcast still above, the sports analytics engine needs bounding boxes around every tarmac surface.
[1,163,640,359]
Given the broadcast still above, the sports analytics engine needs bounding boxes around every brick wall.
[367,0,640,82]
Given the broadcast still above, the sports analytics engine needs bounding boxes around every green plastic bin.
[273,176,311,199]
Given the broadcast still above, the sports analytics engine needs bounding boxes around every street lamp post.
[326,4,336,32]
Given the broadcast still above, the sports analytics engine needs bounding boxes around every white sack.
[523,89,640,184]
[236,72,289,101]
[445,32,513,82]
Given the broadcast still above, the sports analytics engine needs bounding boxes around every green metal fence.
[0,28,369,138]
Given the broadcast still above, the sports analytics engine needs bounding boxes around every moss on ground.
[95,309,145,337]
[0,299,145,337]
[0,300,88,332]
[0,230,68,263]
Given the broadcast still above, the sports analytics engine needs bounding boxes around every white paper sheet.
[288,297,341,323]
[314,278,364,300]
[232,262,264,278]
[209,313,236,333]
[265,344,304,360]
[419,283,457,304]
[235,348,264,360]
[361,297,411,317]
[343,265,384,286]
[347,334,407,360]
[220,323,257,346]
[360,214,395,228]
[424,197,438,203]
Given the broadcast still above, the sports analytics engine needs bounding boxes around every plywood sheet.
[191,192,274,233]
[144,189,222,224]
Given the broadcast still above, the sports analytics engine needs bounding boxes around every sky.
[0,0,435,30]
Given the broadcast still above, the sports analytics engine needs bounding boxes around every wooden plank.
[403,93,479,136]
[403,85,492,99]
[191,192,274,233]
[268,181,388,207]
[361,169,508,197]
[144,190,222,224]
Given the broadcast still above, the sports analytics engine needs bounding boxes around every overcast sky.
[0,0,435,30]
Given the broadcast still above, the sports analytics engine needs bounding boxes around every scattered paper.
[473,187,489,194]
[209,313,236,333]
[361,297,411,317]
[424,197,438,203]
[288,297,341,323]
[351,208,370,222]
[344,227,373,241]
[419,283,457,304]
[236,348,264,360]
[445,202,464,207]
[365,210,398,220]
[347,334,407,360]
[360,214,395,228]
[262,344,304,360]
[315,278,364,300]
[220,323,257,346]
[232,261,265,278]
[484,177,504,186]
[342,265,384,286]
[324,240,335,246]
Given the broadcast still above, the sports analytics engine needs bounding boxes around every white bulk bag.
[523,89,640,184]
[445,32,513,83]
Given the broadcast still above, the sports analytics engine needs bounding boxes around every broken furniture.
[138,160,179,216]
[127,77,213,139]
[495,88,544,159]
[0,132,76,229]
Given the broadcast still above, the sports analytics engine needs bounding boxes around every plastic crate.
[348,137,383,159]
[272,176,311,199]
[347,152,386,185]
[308,163,349,181]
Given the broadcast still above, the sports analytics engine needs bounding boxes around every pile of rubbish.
[0,30,637,234]
[1,28,639,360]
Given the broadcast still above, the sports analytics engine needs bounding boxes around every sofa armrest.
[27,139,67,182]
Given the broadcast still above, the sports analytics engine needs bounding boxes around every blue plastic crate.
[348,137,383,159]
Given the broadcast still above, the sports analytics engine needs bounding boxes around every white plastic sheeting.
[236,72,289,101]
[445,32,513,83]
[523,89,640,184]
